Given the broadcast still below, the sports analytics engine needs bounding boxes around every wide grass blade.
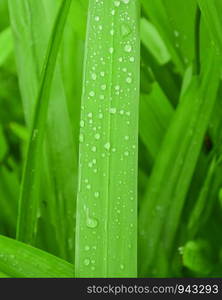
[75,0,140,277]
[0,235,73,278]
[11,0,72,244]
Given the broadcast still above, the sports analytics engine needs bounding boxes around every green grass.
[0,0,222,278]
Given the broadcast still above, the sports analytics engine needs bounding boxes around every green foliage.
[0,0,222,278]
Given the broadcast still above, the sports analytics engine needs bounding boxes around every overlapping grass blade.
[139,49,221,277]
[0,27,13,66]
[75,0,140,277]
[140,86,173,160]
[0,235,73,278]
[9,0,72,245]
[198,0,222,52]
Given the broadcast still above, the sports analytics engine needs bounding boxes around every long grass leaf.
[75,0,140,277]
[138,49,221,277]
[14,0,72,244]
[0,235,73,278]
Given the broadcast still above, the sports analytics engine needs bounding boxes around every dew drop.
[174,30,179,37]
[101,84,107,90]
[114,1,120,7]
[104,142,111,150]
[95,133,101,140]
[120,264,124,270]
[109,47,114,54]
[79,133,84,143]
[86,216,98,229]
[86,184,91,190]
[89,91,95,97]
[91,73,97,80]
[124,44,132,52]
[129,56,135,62]
[80,120,85,128]
[95,16,100,22]
[85,245,90,251]
[126,77,132,84]
[109,107,117,114]
[94,192,100,198]
[91,146,97,152]
[121,24,131,37]
[88,112,93,118]
[84,258,90,266]
[100,71,105,77]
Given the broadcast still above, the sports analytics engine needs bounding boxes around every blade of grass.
[139,48,221,277]
[75,0,140,277]
[0,27,13,67]
[140,86,174,160]
[140,17,171,65]
[12,0,72,244]
[0,235,73,278]
[9,0,78,261]
[198,0,222,52]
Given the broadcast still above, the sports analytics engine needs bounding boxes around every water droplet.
[109,47,114,54]
[85,245,90,251]
[174,30,179,37]
[95,133,101,140]
[32,129,38,141]
[86,216,98,229]
[104,142,111,150]
[100,71,105,77]
[121,24,131,37]
[86,184,91,190]
[91,146,97,152]
[125,136,129,140]
[84,258,90,266]
[101,84,107,90]
[115,85,120,91]
[94,192,100,198]
[89,91,95,97]
[95,16,100,22]
[100,95,105,100]
[79,133,84,143]
[91,73,97,80]
[126,77,132,83]
[88,112,93,118]
[110,29,114,35]
[129,56,135,62]
[109,107,117,114]
[124,44,132,52]
[114,1,120,7]
[80,120,85,128]
[124,151,129,156]
[120,264,124,270]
